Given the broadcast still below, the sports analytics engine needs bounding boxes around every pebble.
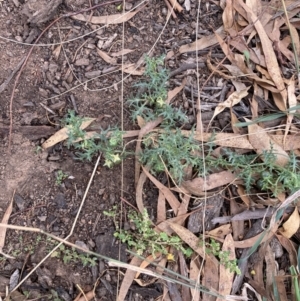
[14,194,26,211]
[48,63,58,75]
[86,43,96,49]
[54,193,67,209]
[37,216,47,222]
[98,188,105,195]
[38,88,49,97]
[23,102,35,107]
[125,2,133,10]
[109,193,116,205]
[75,240,89,253]
[75,58,90,66]
[85,70,102,78]
[15,36,23,42]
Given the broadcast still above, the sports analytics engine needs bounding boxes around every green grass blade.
[273,276,280,301]
[290,266,300,301]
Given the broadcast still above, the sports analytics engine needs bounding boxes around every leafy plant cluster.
[141,129,204,184]
[52,244,97,267]
[63,110,124,167]
[128,58,300,195]
[127,55,187,128]
[9,235,96,267]
[204,239,241,275]
[204,148,300,196]
[55,170,68,186]
[104,208,193,258]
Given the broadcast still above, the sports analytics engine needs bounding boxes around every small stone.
[109,193,116,205]
[85,64,93,72]
[66,73,73,84]
[38,88,49,97]
[75,58,90,66]
[42,61,49,71]
[97,40,104,49]
[37,216,47,222]
[86,43,96,49]
[14,194,26,211]
[85,70,102,78]
[75,241,89,253]
[15,36,23,42]
[99,260,105,273]
[88,239,95,248]
[162,7,168,15]
[23,102,35,107]
[48,155,61,161]
[48,63,58,75]
[125,2,133,10]
[54,193,67,209]
[98,188,105,196]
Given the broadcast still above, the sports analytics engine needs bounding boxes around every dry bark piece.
[182,171,236,196]
[72,10,139,24]
[22,0,63,25]
[187,194,224,233]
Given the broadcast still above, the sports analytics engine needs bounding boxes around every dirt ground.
[0,0,225,299]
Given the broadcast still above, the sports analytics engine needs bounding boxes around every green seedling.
[55,170,68,186]
[63,110,125,166]
[141,129,203,184]
[201,238,241,275]
[105,209,193,258]
[127,56,300,195]
[34,145,43,154]
[53,245,97,267]
[127,55,187,127]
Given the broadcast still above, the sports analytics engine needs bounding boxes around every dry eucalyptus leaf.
[71,10,139,24]
[121,64,145,75]
[0,196,13,253]
[42,118,96,149]
[179,26,225,54]
[278,207,300,238]
[247,121,289,167]
[182,171,237,196]
[110,49,135,57]
[97,49,117,65]
[216,234,235,300]
[237,0,287,110]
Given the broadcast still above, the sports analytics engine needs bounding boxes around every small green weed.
[50,290,63,301]
[63,110,124,166]
[127,56,187,127]
[34,145,43,154]
[104,209,193,258]
[204,148,300,196]
[52,245,97,267]
[141,129,204,184]
[55,170,68,186]
[203,239,241,275]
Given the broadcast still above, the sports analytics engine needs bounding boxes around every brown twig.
[163,0,177,19]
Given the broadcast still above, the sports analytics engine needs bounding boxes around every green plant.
[50,290,63,301]
[290,266,300,301]
[53,245,97,267]
[127,56,187,127]
[206,148,300,196]
[105,209,193,257]
[203,239,241,275]
[63,110,125,166]
[55,170,68,186]
[34,145,43,154]
[141,129,204,184]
